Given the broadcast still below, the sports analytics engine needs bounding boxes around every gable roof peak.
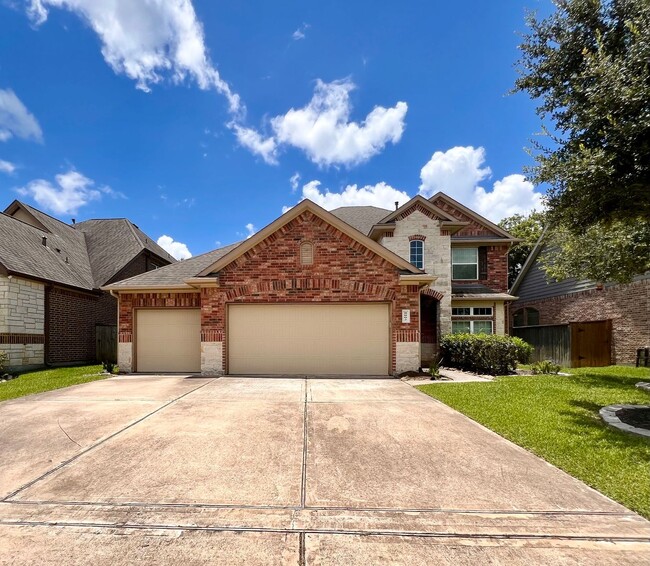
[429,191,515,239]
[196,199,423,278]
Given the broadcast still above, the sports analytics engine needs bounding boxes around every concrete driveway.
[0,375,648,565]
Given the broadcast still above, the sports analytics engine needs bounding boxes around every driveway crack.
[2,380,212,502]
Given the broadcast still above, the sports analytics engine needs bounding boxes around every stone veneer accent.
[201,341,224,376]
[379,209,452,334]
[117,342,133,373]
[0,275,45,368]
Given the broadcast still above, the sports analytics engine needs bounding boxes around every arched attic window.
[300,241,314,265]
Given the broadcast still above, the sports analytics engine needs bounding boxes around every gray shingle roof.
[0,210,95,289]
[329,206,391,235]
[0,201,175,290]
[105,242,242,288]
[74,219,175,285]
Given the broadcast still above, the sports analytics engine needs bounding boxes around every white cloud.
[231,124,278,164]
[157,234,192,260]
[237,80,407,167]
[289,172,301,192]
[419,146,491,202]
[28,0,241,113]
[474,174,544,221]
[0,159,16,174]
[245,223,256,239]
[418,146,543,221]
[286,180,410,212]
[270,79,407,167]
[292,23,310,40]
[0,89,43,142]
[17,170,102,215]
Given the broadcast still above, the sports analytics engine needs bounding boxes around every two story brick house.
[0,200,175,371]
[104,192,517,376]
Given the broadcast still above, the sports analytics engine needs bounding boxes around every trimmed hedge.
[440,333,533,375]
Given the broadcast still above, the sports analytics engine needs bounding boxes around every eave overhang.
[399,274,437,287]
[451,292,518,301]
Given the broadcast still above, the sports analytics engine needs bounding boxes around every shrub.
[531,360,561,375]
[428,357,442,379]
[440,333,535,376]
[0,351,8,374]
[102,360,116,374]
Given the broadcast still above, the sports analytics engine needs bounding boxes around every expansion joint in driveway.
[1,380,212,502]
[300,378,308,509]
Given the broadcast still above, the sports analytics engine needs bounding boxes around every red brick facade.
[452,244,509,293]
[117,211,422,373]
[511,279,650,365]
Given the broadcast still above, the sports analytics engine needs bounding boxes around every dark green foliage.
[514,0,650,231]
[441,334,534,375]
[499,211,546,287]
[0,351,7,374]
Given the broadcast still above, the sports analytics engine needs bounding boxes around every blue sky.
[0,0,552,259]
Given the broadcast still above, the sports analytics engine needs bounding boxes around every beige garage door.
[228,303,390,375]
[136,309,201,373]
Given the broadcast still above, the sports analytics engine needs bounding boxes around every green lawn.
[0,365,107,403]
[418,366,650,519]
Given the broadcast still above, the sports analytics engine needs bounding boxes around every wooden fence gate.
[571,320,612,368]
[512,319,612,368]
[96,324,117,364]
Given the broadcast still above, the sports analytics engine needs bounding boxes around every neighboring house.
[0,200,175,371]
[104,193,517,376]
[510,238,650,365]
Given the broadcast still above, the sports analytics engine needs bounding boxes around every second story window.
[410,240,424,269]
[452,247,478,280]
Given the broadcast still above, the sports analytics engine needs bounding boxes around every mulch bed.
[616,407,650,431]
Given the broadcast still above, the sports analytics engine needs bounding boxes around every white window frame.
[472,307,492,316]
[452,247,478,280]
[410,240,424,270]
[451,320,493,334]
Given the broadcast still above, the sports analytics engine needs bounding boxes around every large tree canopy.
[541,220,650,283]
[515,0,650,231]
[499,211,546,287]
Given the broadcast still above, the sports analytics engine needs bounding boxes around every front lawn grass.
[0,365,106,403]
[418,366,650,519]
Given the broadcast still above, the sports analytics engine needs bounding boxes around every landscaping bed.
[417,366,650,519]
[0,365,107,403]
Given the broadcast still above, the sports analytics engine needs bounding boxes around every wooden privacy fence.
[512,320,612,368]
[96,324,117,364]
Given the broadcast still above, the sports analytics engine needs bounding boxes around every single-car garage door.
[228,303,390,375]
[136,309,201,373]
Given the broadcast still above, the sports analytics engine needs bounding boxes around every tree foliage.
[540,220,650,283]
[515,0,650,231]
[499,211,546,287]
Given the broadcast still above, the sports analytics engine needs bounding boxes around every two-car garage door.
[135,303,390,375]
[228,303,389,375]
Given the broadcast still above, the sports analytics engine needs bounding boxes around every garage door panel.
[136,309,201,373]
[228,304,389,375]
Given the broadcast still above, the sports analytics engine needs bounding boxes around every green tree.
[514,0,650,231]
[541,220,650,283]
[499,211,546,287]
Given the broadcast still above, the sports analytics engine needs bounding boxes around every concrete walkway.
[0,375,648,564]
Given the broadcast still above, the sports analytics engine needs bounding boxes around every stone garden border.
[599,404,650,438]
